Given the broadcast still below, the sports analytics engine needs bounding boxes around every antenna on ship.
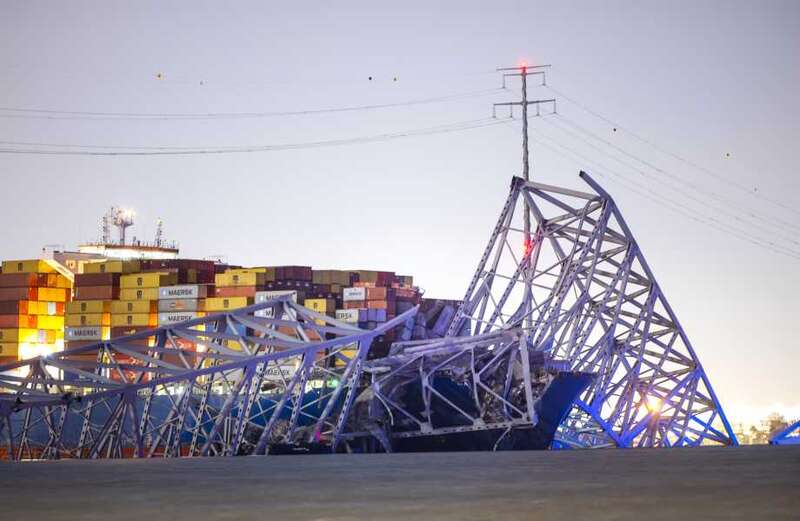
[112,207,135,245]
[101,208,112,243]
[154,218,164,247]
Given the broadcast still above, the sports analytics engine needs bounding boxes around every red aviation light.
[524,237,534,257]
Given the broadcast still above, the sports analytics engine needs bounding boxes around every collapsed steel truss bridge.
[0,172,737,460]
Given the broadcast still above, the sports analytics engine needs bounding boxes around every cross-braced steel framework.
[0,296,416,460]
[447,172,737,448]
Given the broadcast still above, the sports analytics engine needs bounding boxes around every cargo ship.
[0,206,463,369]
[0,207,592,455]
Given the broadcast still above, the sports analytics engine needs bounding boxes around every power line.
[0,88,502,121]
[510,121,800,261]
[545,82,800,217]
[551,113,800,235]
[541,115,800,245]
[0,117,512,156]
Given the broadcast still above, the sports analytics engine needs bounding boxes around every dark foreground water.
[0,445,796,520]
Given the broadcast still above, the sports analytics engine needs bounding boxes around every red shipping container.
[275,266,312,282]
[75,285,120,300]
[367,287,396,301]
[375,271,395,287]
[0,315,37,328]
[0,273,48,288]
[0,301,22,314]
[75,273,121,287]
[343,301,365,310]
[0,287,36,300]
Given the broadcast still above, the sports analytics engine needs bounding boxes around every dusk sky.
[1,0,798,425]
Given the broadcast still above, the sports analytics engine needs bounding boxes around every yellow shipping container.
[82,260,142,274]
[312,270,352,286]
[13,301,62,316]
[66,313,110,327]
[334,348,359,367]
[45,273,72,289]
[120,272,179,289]
[36,315,64,330]
[1,329,61,344]
[0,328,35,342]
[205,297,252,311]
[36,287,69,303]
[110,313,157,327]
[215,272,266,287]
[110,300,156,314]
[1,259,56,274]
[1,341,63,359]
[304,298,335,313]
[228,267,277,281]
[119,288,160,301]
[0,342,19,357]
[66,300,111,314]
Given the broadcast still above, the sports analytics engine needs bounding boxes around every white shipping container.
[255,290,298,318]
[335,309,359,323]
[262,364,297,381]
[65,326,104,341]
[158,312,199,325]
[255,290,298,303]
[159,285,207,300]
[158,298,202,312]
[342,287,366,302]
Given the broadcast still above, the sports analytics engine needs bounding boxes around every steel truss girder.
[0,296,417,460]
[447,172,737,448]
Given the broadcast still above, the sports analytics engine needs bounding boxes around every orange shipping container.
[366,287,388,301]
[214,286,257,298]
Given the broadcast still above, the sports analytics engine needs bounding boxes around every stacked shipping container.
[0,260,71,366]
[0,256,450,370]
[66,260,138,350]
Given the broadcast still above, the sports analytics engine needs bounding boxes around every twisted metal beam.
[447,173,737,448]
